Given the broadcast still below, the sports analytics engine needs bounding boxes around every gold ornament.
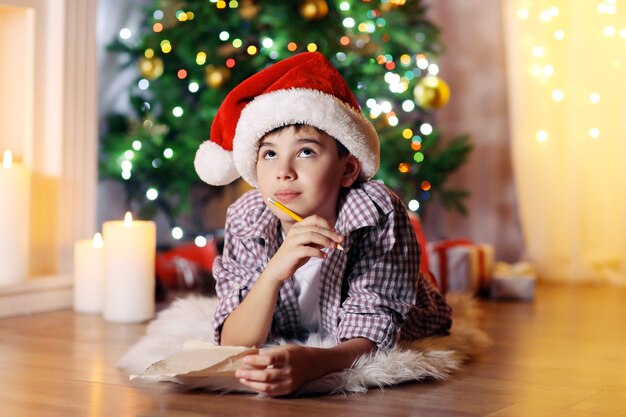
[381,0,406,12]
[299,0,329,21]
[205,65,231,89]
[413,75,450,110]
[239,0,260,20]
[138,56,164,80]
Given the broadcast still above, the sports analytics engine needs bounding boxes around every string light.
[536,130,548,143]
[402,100,415,112]
[603,25,616,37]
[160,40,172,53]
[176,10,188,21]
[525,4,622,146]
[517,8,529,19]
[119,28,132,40]
[195,236,207,247]
[188,82,200,93]
[172,227,184,240]
[146,188,158,200]
[551,89,564,101]
[589,93,600,104]
[419,123,433,135]
[343,17,355,28]
[415,54,429,69]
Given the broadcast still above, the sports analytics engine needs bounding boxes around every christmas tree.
[101,0,472,236]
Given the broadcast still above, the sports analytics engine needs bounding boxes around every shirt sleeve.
[211,227,263,345]
[337,205,420,352]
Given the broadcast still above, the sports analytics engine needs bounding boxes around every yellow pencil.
[267,197,344,251]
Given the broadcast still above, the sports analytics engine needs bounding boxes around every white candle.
[73,233,105,313]
[0,151,30,286]
[103,212,156,323]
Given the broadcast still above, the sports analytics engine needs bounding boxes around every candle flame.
[124,211,133,227]
[93,233,103,248]
[3,151,12,168]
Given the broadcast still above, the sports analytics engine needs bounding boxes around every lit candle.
[103,212,156,323]
[73,233,105,313]
[0,151,30,286]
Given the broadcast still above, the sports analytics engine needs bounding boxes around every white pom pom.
[194,140,239,185]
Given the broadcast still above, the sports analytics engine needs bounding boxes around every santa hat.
[194,52,380,187]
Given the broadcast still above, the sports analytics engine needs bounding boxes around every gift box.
[426,239,495,295]
[490,261,537,300]
[155,238,219,290]
[408,213,430,276]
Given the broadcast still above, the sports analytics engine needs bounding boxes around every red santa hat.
[194,52,380,187]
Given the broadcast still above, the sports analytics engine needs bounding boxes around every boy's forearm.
[306,338,376,379]
[220,273,282,347]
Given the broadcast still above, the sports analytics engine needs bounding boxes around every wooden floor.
[1,284,625,417]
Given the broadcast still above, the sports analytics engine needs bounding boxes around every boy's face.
[256,125,359,229]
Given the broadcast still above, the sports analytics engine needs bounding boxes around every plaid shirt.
[212,180,452,351]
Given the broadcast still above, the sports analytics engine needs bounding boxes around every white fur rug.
[117,294,490,395]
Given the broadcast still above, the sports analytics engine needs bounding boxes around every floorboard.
[0,284,624,416]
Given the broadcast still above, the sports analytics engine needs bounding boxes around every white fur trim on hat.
[194,140,240,186]
[232,88,380,187]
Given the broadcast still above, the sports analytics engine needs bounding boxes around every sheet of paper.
[140,339,258,380]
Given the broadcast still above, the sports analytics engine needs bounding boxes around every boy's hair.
[264,124,350,159]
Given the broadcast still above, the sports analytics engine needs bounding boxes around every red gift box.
[408,213,430,276]
[426,239,494,295]
[155,238,218,289]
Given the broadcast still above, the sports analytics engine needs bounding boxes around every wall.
[424,0,524,262]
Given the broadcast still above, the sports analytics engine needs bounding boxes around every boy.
[194,52,451,396]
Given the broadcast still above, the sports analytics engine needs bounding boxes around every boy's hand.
[264,215,343,283]
[235,344,318,397]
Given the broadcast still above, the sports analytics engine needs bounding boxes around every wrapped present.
[155,238,219,289]
[426,239,495,295]
[408,213,430,275]
[490,261,536,300]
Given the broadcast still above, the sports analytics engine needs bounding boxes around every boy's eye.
[298,148,316,158]
[262,150,277,159]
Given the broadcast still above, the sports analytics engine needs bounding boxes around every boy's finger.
[291,224,344,245]
[242,354,272,368]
